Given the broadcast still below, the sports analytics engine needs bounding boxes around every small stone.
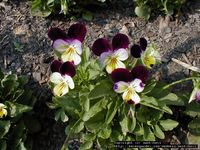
[32,72,42,81]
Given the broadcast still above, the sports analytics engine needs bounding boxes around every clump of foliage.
[134,0,186,19]
[0,68,39,150]
[47,23,183,149]
[31,0,106,18]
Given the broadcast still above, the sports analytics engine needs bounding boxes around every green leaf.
[79,89,90,112]
[105,98,122,124]
[82,98,107,121]
[127,114,136,132]
[159,93,184,106]
[184,101,200,117]
[140,96,172,114]
[82,46,91,64]
[159,119,178,131]
[0,67,4,80]
[119,115,128,134]
[134,123,144,136]
[0,140,7,150]
[143,125,155,141]
[85,111,105,132]
[83,133,96,141]
[110,130,123,141]
[17,142,27,150]
[187,132,200,144]
[88,80,114,100]
[143,79,157,94]
[0,120,11,138]
[6,101,32,117]
[82,11,93,21]
[61,0,68,15]
[153,125,165,139]
[98,126,112,139]
[135,5,151,20]
[188,117,200,136]
[73,120,84,134]
[80,141,93,150]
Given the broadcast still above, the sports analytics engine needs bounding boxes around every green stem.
[62,118,81,150]
[162,77,199,90]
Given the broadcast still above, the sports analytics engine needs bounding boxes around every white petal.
[114,48,128,61]
[122,87,135,102]
[68,39,82,55]
[50,72,63,84]
[0,103,6,108]
[100,51,113,66]
[131,93,141,104]
[114,81,129,93]
[53,39,69,52]
[130,78,144,93]
[64,75,75,89]
[61,49,81,65]
[53,82,69,97]
[106,60,126,74]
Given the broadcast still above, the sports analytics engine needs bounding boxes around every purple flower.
[131,65,150,83]
[92,34,130,74]
[130,37,147,58]
[48,23,87,65]
[111,68,132,82]
[195,91,200,104]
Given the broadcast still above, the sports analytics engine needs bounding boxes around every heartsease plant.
[48,23,181,149]
[0,68,39,150]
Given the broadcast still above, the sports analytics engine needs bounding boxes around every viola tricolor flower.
[0,103,7,118]
[48,23,87,65]
[131,38,161,69]
[92,34,130,74]
[50,60,76,97]
[111,68,145,104]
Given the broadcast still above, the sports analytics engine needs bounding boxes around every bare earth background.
[0,0,200,149]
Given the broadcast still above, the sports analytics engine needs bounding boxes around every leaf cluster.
[0,68,39,150]
[134,0,186,19]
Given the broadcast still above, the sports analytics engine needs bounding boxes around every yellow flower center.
[0,107,7,118]
[61,46,76,62]
[54,82,68,97]
[144,55,156,68]
[124,87,135,102]
[107,56,118,69]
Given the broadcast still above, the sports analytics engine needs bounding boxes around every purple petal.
[50,60,63,73]
[131,65,150,83]
[68,23,87,42]
[127,100,135,105]
[92,38,111,56]
[111,68,132,82]
[195,91,200,104]
[130,44,142,58]
[140,37,147,51]
[60,61,76,77]
[112,33,130,50]
[48,28,68,41]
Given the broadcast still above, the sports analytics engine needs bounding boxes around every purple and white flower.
[111,68,145,104]
[50,60,76,97]
[92,34,130,74]
[48,23,87,65]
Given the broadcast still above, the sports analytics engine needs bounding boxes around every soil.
[0,0,200,149]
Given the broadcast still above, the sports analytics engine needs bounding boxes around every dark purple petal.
[60,61,76,77]
[131,65,150,83]
[111,68,132,82]
[50,60,63,73]
[112,33,130,50]
[68,23,87,42]
[140,37,147,51]
[92,38,111,56]
[195,91,200,104]
[48,28,68,41]
[130,44,142,58]
[127,100,135,105]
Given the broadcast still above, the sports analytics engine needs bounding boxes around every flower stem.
[162,77,199,90]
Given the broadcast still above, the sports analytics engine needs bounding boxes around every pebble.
[32,72,42,81]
